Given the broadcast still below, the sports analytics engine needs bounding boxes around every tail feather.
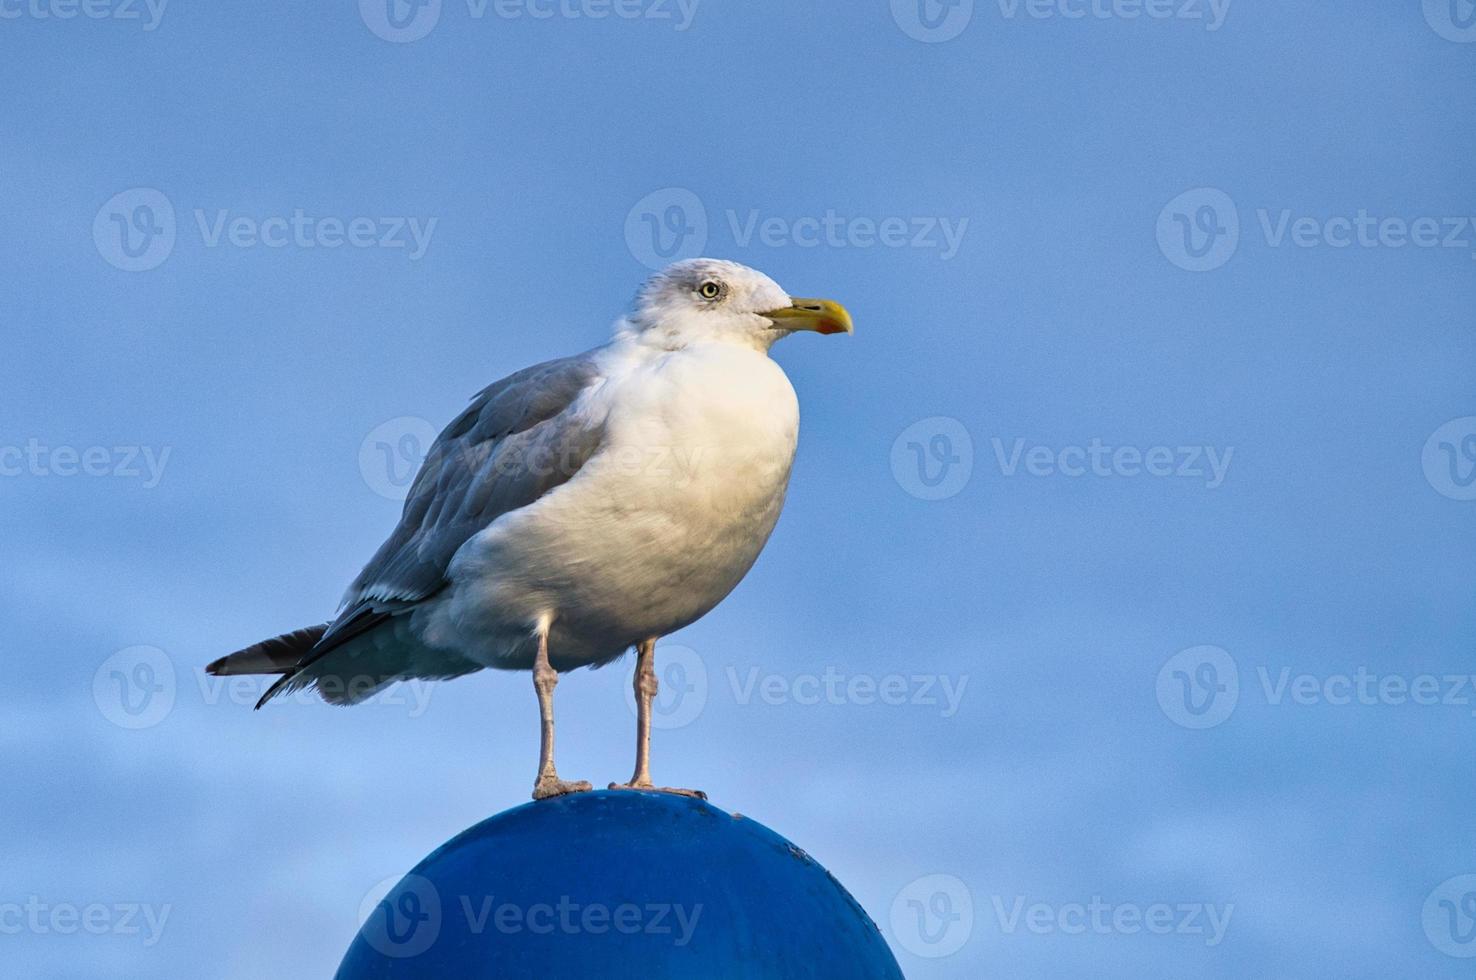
[206,625,329,677]
[211,610,479,711]
[252,608,395,709]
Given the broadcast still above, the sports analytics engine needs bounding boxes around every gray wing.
[252,353,606,707]
[342,353,606,617]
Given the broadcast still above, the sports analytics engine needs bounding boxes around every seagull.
[208,259,853,800]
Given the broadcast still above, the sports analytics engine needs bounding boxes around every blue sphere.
[337,790,903,979]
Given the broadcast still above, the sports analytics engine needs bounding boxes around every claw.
[608,781,706,800]
[533,777,593,800]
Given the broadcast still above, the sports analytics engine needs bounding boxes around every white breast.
[429,338,801,670]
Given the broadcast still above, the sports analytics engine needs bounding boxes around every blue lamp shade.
[337,790,904,979]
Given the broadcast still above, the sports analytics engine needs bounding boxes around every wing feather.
[344,354,606,611]
[255,353,606,707]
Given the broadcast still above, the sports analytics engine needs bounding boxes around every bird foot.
[608,781,707,800]
[532,776,593,800]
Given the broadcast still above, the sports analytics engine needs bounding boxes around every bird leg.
[531,621,592,801]
[608,637,705,799]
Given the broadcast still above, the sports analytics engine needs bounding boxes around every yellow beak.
[764,298,855,336]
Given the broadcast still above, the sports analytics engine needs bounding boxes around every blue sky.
[3,1,1475,976]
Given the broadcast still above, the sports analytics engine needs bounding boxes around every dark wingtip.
[255,672,292,710]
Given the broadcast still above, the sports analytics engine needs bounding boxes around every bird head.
[626,258,854,351]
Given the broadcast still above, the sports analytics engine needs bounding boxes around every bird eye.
[697,281,723,301]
